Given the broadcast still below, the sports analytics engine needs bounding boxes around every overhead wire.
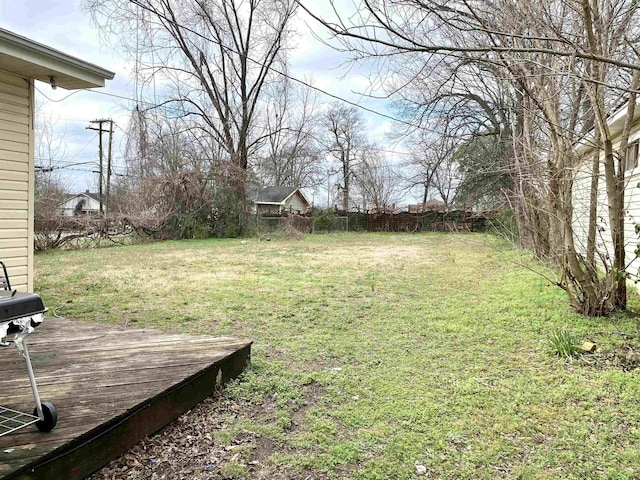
[126,0,423,129]
[38,65,414,134]
[37,84,419,158]
[35,1,428,137]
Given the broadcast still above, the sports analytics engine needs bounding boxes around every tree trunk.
[342,180,349,212]
[602,138,625,309]
[585,130,600,273]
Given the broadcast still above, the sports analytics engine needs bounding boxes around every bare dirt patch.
[582,342,640,371]
[89,383,328,480]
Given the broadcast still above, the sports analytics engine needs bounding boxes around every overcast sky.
[0,0,405,203]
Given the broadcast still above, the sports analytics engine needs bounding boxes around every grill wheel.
[34,402,57,432]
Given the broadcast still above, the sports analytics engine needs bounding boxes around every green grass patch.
[35,233,640,479]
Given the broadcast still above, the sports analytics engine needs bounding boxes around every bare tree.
[402,132,464,208]
[323,104,367,211]
[33,107,69,251]
[432,153,459,208]
[577,0,640,309]
[353,148,399,212]
[484,0,639,312]
[87,0,297,202]
[34,109,67,198]
[254,75,322,188]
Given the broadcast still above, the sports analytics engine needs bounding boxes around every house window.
[626,141,639,171]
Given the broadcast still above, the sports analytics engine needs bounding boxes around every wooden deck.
[0,318,252,480]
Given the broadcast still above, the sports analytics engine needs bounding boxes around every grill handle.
[0,261,10,291]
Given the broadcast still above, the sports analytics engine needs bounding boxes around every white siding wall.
[0,69,33,292]
[285,192,309,213]
[60,194,101,216]
[573,125,640,282]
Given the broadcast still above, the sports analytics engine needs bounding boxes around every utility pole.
[87,119,114,214]
[107,120,114,215]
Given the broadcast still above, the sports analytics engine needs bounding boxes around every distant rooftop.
[248,186,300,204]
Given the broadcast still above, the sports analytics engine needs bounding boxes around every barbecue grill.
[0,261,57,436]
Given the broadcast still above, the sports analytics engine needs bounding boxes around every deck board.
[0,318,252,480]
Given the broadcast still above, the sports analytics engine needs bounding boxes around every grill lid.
[0,292,47,324]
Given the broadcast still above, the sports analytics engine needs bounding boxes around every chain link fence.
[247,211,488,236]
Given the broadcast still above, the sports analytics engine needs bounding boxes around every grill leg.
[21,341,44,420]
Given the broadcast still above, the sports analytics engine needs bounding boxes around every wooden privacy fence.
[365,211,487,233]
[254,211,488,233]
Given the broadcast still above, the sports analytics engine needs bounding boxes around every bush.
[154,178,245,240]
[486,207,519,244]
[282,214,311,233]
[280,215,305,240]
[34,214,129,251]
[312,208,335,231]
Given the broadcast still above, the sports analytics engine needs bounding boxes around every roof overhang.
[0,28,115,89]
[284,188,310,206]
[576,99,640,155]
[606,100,640,139]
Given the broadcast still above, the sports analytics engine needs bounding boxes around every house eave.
[283,188,310,206]
[576,99,640,155]
[606,101,640,139]
[0,28,115,89]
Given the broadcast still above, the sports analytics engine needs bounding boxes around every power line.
[36,87,421,158]
[65,133,99,163]
[40,67,406,128]
[35,160,96,169]
[127,0,419,128]
[33,88,83,103]
[53,167,128,175]
[35,84,146,108]
[34,2,425,133]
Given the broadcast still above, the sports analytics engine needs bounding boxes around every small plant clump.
[549,328,581,360]
[279,216,304,240]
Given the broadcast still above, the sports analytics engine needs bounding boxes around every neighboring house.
[572,102,640,282]
[59,190,104,216]
[248,186,311,215]
[0,28,113,292]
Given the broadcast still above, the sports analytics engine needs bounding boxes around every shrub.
[312,208,335,231]
[280,215,304,240]
[486,207,519,244]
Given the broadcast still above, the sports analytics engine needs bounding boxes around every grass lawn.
[35,233,640,479]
